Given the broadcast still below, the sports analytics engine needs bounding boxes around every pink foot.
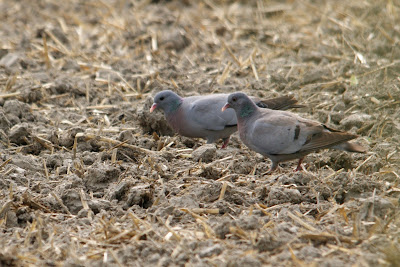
[220,137,230,149]
[294,158,304,172]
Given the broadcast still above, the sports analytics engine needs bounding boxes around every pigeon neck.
[165,99,182,114]
[238,103,257,118]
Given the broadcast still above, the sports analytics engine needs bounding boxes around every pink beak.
[221,103,230,112]
[150,103,157,113]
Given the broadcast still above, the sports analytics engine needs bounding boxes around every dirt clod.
[340,113,373,129]
[192,144,217,162]
[8,123,31,145]
[84,163,121,191]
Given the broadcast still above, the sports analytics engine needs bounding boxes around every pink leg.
[221,137,230,149]
[294,157,304,172]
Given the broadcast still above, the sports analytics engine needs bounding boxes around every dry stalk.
[158,216,181,241]
[0,158,12,171]
[196,218,215,239]
[218,61,232,85]
[110,249,124,267]
[22,192,52,213]
[180,208,206,221]
[0,92,21,98]
[191,208,220,214]
[42,34,51,69]
[218,181,228,201]
[0,200,12,219]
[4,72,18,91]
[76,133,156,157]
[288,245,307,267]
[221,40,241,67]
[354,154,374,172]
[254,203,272,216]
[33,135,55,150]
[50,192,72,215]
[111,148,118,163]
[42,159,49,180]
[287,211,318,232]
[45,29,70,55]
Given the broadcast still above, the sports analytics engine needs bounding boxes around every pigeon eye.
[160,97,165,101]
[232,97,237,102]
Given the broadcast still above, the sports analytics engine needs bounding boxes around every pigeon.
[150,90,303,148]
[221,92,366,172]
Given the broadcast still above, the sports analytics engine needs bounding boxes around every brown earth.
[1,0,400,266]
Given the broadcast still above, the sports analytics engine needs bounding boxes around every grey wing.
[250,95,305,110]
[248,112,322,154]
[186,96,237,131]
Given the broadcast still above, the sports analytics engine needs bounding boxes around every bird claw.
[293,158,304,172]
[220,138,230,149]
[294,165,304,172]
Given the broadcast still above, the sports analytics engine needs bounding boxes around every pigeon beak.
[221,103,230,112]
[150,103,157,113]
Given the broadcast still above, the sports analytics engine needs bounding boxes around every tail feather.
[333,142,367,153]
[256,95,305,110]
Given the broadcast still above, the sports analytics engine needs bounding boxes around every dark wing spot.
[256,102,268,108]
[225,124,237,129]
[294,125,300,140]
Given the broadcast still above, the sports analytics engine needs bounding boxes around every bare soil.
[1,0,400,266]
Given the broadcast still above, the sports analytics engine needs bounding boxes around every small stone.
[0,52,20,68]
[160,150,174,161]
[111,181,130,201]
[60,189,83,214]
[0,129,8,144]
[59,126,84,147]
[118,130,134,142]
[360,196,394,220]
[9,123,31,145]
[5,211,18,228]
[4,100,32,120]
[124,184,154,209]
[298,245,322,260]
[236,215,261,230]
[88,199,111,213]
[61,59,80,71]
[199,244,223,258]
[256,235,282,252]
[84,163,121,191]
[340,113,372,129]
[169,194,199,209]
[46,154,63,169]
[267,187,302,206]
[192,144,217,162]
[77,208,91,218]
[227,255,261,267]
[0,111,11,132]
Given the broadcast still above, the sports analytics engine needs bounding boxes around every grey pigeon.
[150,90,303,148]
[222,92,366,172]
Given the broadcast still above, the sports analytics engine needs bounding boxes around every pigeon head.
[150,90,183,114]
[222,92,257,118]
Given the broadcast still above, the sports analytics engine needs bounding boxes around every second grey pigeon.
[222,92,366,172]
